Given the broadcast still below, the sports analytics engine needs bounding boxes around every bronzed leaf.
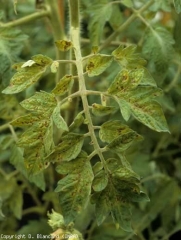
[86,54,113,77]
[112,45,146,68]
[55,151,94,224]
[55,40,73,51]
[2,55,52,94]
[20,91,56,116]
[99,120,136,143]
[51,75,73,96]
[46,133,84,162]
[107,131,143,153]
[92,103,116,116]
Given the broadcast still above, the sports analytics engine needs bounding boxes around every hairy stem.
[0,9,50,28]
[46,0,66,81]
[69,0,108,170]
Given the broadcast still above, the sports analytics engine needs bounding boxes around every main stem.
[68,0,107,169]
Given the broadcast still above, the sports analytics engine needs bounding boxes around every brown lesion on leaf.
[87,61,95,71]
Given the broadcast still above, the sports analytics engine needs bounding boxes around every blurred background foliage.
[0,0,181,239]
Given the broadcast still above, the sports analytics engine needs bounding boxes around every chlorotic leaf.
[99,120,136,143]
[16,118,54,175]
[55,151,94,224]
[21,60,35,68]
[20,91,57,116]
[51,75,73,96]
[92,103,116,116]
[52,105,69,131]
[11,114,42,127]
[107,68,169,132]
[112,45,146,68]
[24,145,50,175]
[92,170,108,192]
[48,210,65,230]
[107,131,143,153]
[107,68,144,96]
[174,0,181,13]
[31,54,53,66]
[86,54,113,77]
[2,55,52,94]
[92,182,133,232]
[91,160,148,232]
[10,145,46,191]
[55,40,73,51]
[46,133,84,162]
[50,61,59,73]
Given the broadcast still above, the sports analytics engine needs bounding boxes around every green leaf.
[87,1,113,45]
[9,187,23,219]
[174,14,181,52]
[0,198,5,219]
[2,55,52,94]
[55,40,73,51]
[174,0,181,13]
[69,112,84,132]
[121,0,133,8]
[92,103,116,116]
[51,75,73,96]
[107,131,143,153]
[151,0,171,12]
[99,120,136,143]
[55,151,94,224]
[52,105,69,131]
[92,170,108,192]
[18,219,52,238]
[46,133,84,162]
[86,54,113,77]
[112,45,146,68]
[131,191,150,202]
[142,27,175,75]
[109,4,123,30]
[117,99,131,121]
[20,91,57,116]
[93,161,103,175]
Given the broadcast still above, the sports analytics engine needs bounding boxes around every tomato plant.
[0,0,181,239]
